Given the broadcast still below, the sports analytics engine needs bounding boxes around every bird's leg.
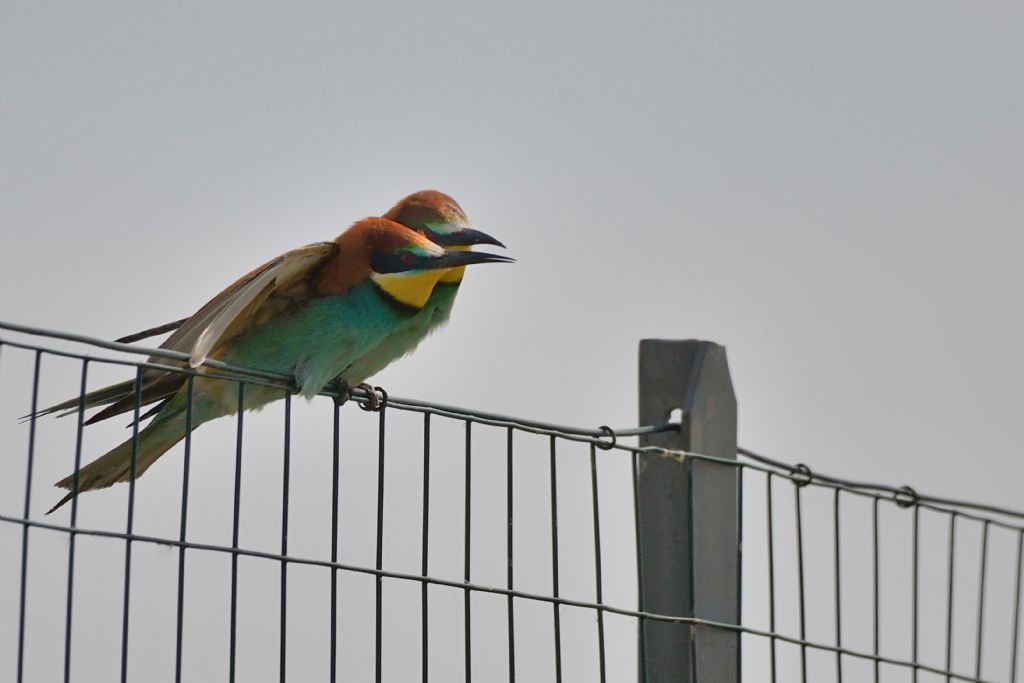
[332,379,353,407]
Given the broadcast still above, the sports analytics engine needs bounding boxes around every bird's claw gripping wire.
[332,381,353,407]
[331,380,387,411]
[357,384,387,412]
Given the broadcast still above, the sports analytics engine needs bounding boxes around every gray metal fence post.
[637,339,740,682]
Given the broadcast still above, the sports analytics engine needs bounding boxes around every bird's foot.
[331,380,386,411]
[355,383,387,412]
[332,380,353,407]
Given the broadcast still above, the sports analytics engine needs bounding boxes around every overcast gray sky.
[2,2,1022,682]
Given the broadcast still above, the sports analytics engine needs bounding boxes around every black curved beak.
[424,250,515,270]
[430,227,506,249]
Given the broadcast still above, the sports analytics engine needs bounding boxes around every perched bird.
[40,207,511,512]
[118,191,503,388]
[337,190,500,382]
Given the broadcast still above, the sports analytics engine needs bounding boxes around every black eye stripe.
[370,251,425,274]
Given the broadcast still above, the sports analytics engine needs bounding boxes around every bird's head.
[385,189,503,245]
[330,218,512,309]
[384,190,506,285]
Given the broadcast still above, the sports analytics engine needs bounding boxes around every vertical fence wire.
[946,513,958,683]
[330,398,341,683]
[374,402,387,683]
[631,450,647,682]
[464,421,472,683]
[421,413,431,683]
[975,521,990,681]
[174,375,195,683]
[589,443,607,683]
[279,394,292,683]
[1011,531,1024,683]
[832,489,842,683]
[913,504,920,682]
[794,481,808,683]
[505,427,515,683]
[872,497,880,683]
[766,472,778,683]
[62,360,88,683]
[548,435,563,683]
[120,365,143,683]
[230,382,245,683]
[16,351,41,683]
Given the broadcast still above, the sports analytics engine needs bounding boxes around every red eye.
[400,252,416,266]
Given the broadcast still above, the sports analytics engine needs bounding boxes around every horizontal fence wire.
[1,320,1023,683]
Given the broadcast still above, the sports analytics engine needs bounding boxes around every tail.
[24,374,185,428]
[47,411,188,515]
[22,380,137,422]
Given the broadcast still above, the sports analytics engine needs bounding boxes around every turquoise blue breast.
[222,282,412,397]
[338,281,460,384]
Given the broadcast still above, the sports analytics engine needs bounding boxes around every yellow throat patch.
[371,270,446,308]
[439,245,469,284]
[439,266,465,284]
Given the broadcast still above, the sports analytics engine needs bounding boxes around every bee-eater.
[336,190,500,383]
[41,214,512,512]
[113,191,502,396]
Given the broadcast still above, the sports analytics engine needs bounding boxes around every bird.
[39,203,512,513]
[116,191,503,392]
[334,190,502,383]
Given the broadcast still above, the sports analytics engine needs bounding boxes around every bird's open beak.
[425,250,515,270]
[431,228,506,249]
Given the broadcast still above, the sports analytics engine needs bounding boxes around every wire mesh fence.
[1,321,1022,682]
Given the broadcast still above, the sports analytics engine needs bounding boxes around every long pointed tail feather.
[115,318,188,344]
[21,380,137,423]
[25,372,187,428]
[82,374,183,426]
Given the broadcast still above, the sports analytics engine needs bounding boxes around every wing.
[156,241,337,367]
[32,242,338,426]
